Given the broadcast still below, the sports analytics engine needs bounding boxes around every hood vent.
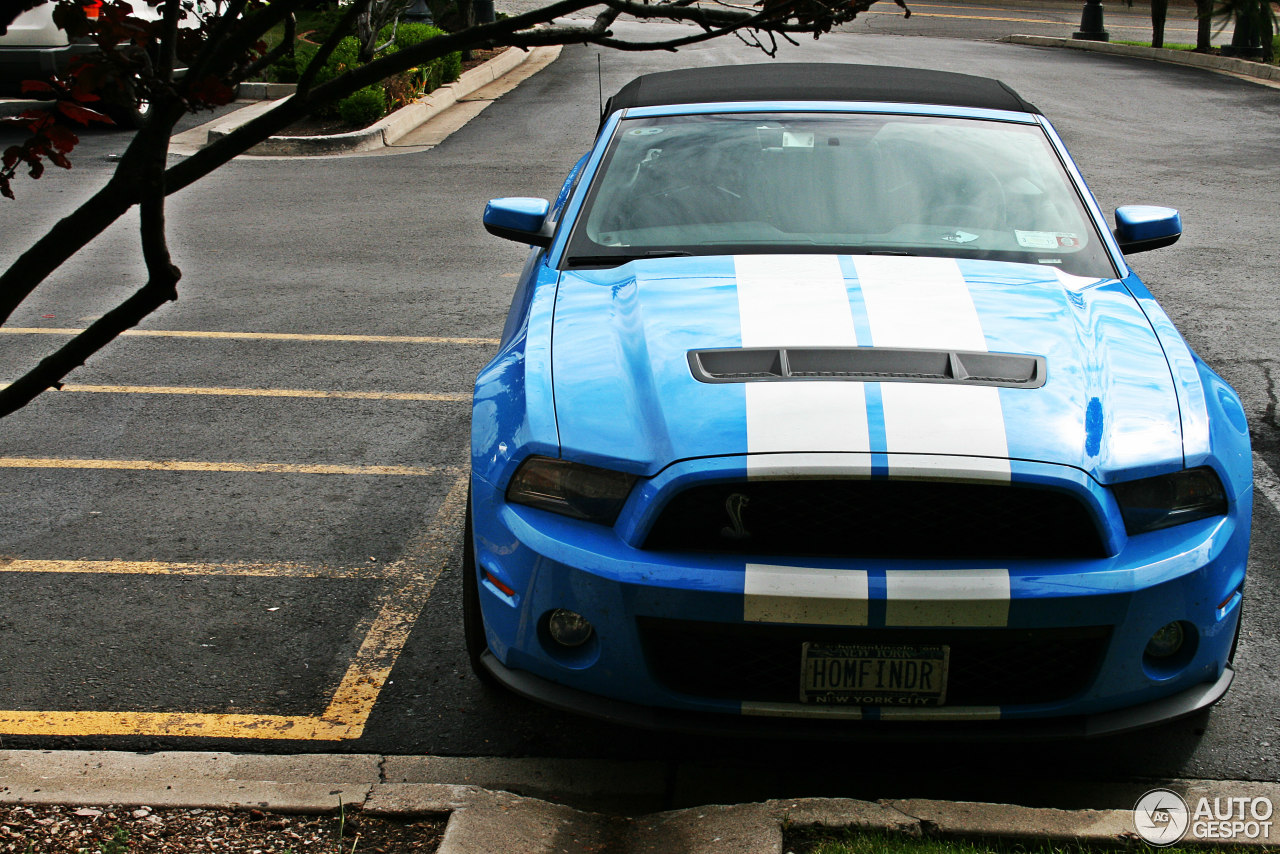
[689,347,1045,389]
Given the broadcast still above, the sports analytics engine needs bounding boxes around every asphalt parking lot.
[0,328,477,741]
[1,7,1278,802]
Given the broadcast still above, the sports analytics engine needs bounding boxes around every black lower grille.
[642,479,1106,559]
[639,619,1111,707]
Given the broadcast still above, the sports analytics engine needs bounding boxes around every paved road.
[0,19,1278,806]
[495,0,1224,46]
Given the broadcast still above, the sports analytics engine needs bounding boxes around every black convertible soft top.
[602,63,1039,123]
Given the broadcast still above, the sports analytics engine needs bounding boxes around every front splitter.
[481,651,1233,741]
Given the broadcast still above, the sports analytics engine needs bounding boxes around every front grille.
[642,480,1106,559]
[639,618,1111,707]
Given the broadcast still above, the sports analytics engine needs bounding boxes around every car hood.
[550,254,1184,483]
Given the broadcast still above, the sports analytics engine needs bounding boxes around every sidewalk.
[3,749,1280,852]
[168,44,563,158]
[1004,34,1280,85]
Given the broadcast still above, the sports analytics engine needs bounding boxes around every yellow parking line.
[865,8,1054,21]
[322,472,470,729]
[0,559,390,579]
[0,328,501,346]
[862,7,1202,30]
[0,473,470,740]
[51,384,470,402]
[0,457,462,477]
[0,710,360,740]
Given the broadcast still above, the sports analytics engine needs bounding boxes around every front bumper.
[470,456,1248,734]
[482,650,1234,740]
[0,44,98,90]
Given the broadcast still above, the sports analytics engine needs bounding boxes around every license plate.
[800,642,949,706]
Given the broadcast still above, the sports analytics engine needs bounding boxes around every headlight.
[1111,467,1228,535]
[506,456,637,525]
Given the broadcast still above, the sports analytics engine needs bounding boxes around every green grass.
[786,828,1229,854]
[260,8,349,55]
[1113,35,1280,65]
[1115,39,1197,49]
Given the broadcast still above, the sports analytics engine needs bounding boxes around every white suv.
[1,0,202,126]
[0,1,105,90]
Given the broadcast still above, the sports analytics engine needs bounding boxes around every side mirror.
[1114,206,1182,255]
[484,198,552,247]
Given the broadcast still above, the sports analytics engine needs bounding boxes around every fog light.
[547,609,594,647]
[1145,622,1185,658]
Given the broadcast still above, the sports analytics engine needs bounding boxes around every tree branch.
[241,11,296,79]
[1,0,900,417]
[0,269,183,418]
[297,0,370,95]
[0,176,138,325]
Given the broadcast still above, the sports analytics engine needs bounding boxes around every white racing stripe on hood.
[736,255,870,476]
[856,256,987,349]
[853,256,1010,479]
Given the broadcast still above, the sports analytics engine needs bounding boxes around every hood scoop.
[688,347,1046,389]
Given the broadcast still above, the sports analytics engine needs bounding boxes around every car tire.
[104,95,150,130]
[462,486,500,687]
[102,79,151,129]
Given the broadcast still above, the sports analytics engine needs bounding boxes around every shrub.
[380,22,463,92]
[336,85,388,125]
[292,21,463,126]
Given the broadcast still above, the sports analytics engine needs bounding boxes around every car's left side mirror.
[1114,205,1182,255]
[484,197,553,247]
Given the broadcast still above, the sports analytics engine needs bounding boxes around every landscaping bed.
[276,46,505,137]
[0,803,447,853]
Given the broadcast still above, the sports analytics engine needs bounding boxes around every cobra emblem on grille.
[720,493,751,539]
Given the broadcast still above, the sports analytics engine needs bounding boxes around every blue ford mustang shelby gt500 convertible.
[466,64,1252,737]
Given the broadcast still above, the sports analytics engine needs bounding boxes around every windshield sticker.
[628,127,664,136]
[1016,230,1081,250]
[782,131,815,148]
[940,230,980,244]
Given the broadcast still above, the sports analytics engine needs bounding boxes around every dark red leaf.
[56,101,112,125]
[20,80,55,95]
[27,160,44,179]
[45,124,79,151]
[68,84,102,102]
[48,151,72,170]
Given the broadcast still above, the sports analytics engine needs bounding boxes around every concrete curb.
[200,44,559,156]
[5,750,1280,852]
[1003,35,1280,85]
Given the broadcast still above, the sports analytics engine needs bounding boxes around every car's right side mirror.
[484,198,553,247]
[1114,205,1182,255]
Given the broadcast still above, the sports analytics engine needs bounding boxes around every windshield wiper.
[565,250,693,268]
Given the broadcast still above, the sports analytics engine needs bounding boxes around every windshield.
[564,112,1115,277]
